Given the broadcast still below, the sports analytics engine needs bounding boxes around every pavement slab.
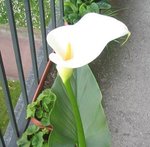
[90,0,150,146]
[0,26,41,79]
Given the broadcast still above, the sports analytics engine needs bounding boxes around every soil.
[43,64,57,89]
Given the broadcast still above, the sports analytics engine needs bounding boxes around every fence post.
[0,129,5,147]
[0,52,19,138]
[24,0,39,86]
[38,0,49,64]
[5,0,29,106]
[59,0,64,26]
[50,0,56,28]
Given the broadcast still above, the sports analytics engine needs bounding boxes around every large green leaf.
[49,65,111,146]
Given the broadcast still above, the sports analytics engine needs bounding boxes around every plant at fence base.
[17,89,56,147]
[64,0,112,24]
[17,125,49,147]
[47,13,130,146]
[27,89,56,127]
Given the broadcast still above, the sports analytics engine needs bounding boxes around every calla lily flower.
[47,13,130,69]
[47,13,130,82]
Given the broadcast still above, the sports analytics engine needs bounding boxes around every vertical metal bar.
[5,0,28,106]
[24,0,39,85]
[38,0,48,64]
[0,52,19,138]
[0,129,5,147]
[50,0,56,28]
[59,0,64,26]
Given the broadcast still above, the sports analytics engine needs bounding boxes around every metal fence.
[0,0,64,146]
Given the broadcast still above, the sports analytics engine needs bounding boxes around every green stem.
[64,80,86,147]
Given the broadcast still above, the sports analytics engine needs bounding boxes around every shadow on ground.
[90,0,150,146]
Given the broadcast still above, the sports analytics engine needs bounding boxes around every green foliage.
[0,80,21,134]
[18,66,111,146]
[17,125,49,147]
[26,89,56,126]
[97,1,111,9]
[64,0,112,24]
[18,89,56,146]
[0,0,51,28]
[49,65,111,146]
[0,0,114,27]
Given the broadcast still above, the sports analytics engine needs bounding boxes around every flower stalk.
[64,79,86,147]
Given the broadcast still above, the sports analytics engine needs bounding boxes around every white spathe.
[47,13,130,68]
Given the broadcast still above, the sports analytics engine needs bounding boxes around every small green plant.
[17,125,49,147]
[64,0,111,24]
[17,89,56,146]
[26,89,56,127]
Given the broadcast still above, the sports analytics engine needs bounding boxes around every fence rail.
[0,0,64,146]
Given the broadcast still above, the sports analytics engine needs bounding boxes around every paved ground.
[90,0,150,146]
[0,26,41,79]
